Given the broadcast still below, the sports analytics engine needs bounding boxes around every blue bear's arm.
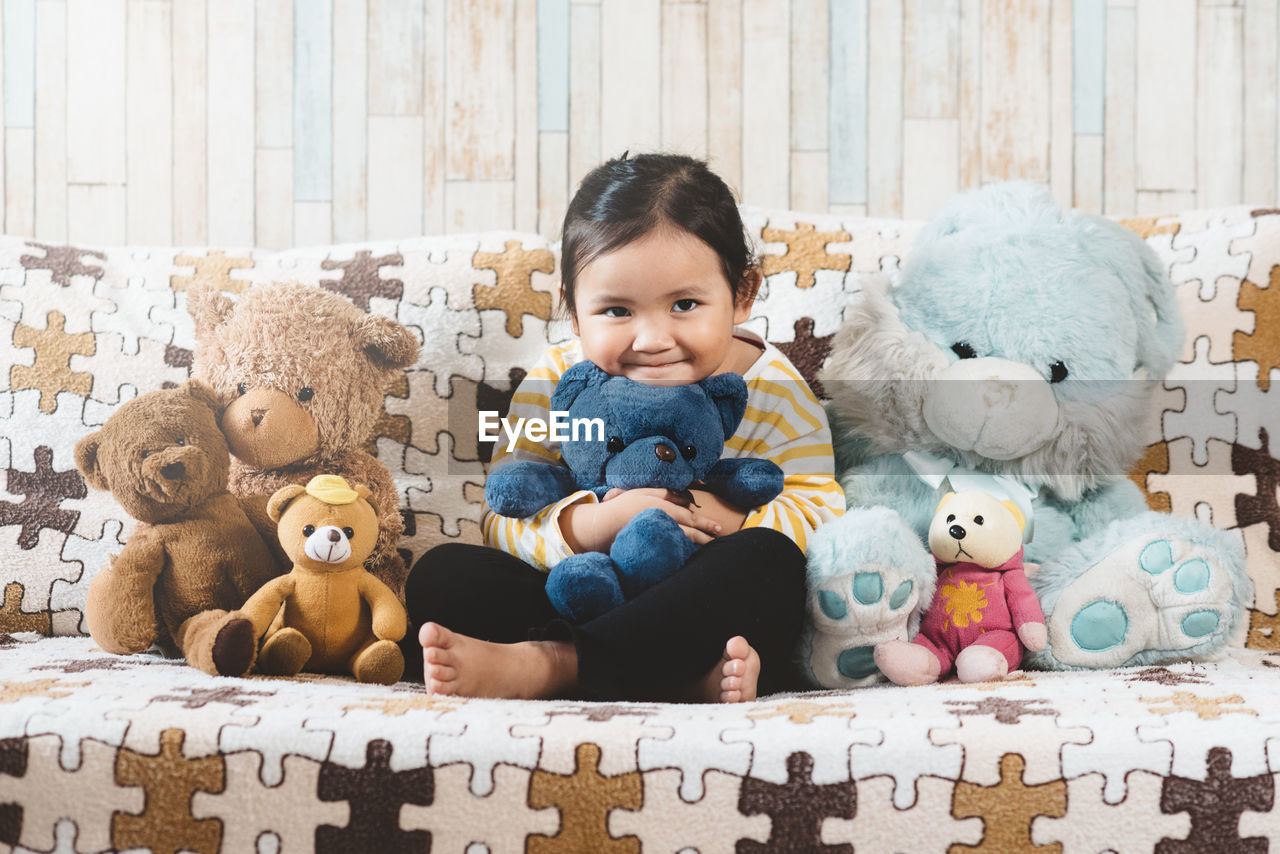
[703,457,785,507]
[839,452,938,540]
[484,461,580,518]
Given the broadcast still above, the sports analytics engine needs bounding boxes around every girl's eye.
[303,525,316,537]
[342,527,355,539]
[237,382,249,395]
[297,387,314,402]
[602,306,630,318]
[673,298,698,312]
[1049,361,1069,383]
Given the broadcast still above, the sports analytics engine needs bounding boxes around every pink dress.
[911,547,1044,672]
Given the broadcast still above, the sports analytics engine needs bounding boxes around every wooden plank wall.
[0,0,1275,249]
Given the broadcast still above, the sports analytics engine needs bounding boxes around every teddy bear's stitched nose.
[949,524,966,540]
[654,444,676,463]
[161,461,185,480]
[251,409,267,426]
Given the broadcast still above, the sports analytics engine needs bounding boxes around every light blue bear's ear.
[551,360,610,411]
[698,372,749,440]
[1067,212,1184,377]
[914,180,1063,245]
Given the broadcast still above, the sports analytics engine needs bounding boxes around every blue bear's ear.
[1067,212,1184,377]
[698,372,749,440]
[552,360,610,411]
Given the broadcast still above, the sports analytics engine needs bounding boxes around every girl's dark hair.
[559,152,758,315]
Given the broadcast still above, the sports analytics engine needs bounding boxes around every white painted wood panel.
[706,0,743,196]
[332,0,368,243]
[957,0,981,190]
[5,130,34,236]
[903,118,958,220]
[1103,2,1136,214]
[1135,0,1196,190]
[903,0,959,118]
[601,0,661,158]
[868,0,903,214]
[66,0,125,185]
[980,0,1051,184]
[568,1,602,193]
[171,0,207,244]
[68,184,125,245]
[1136,189,1196,216]
[422,0,445,234]
[369,0,424,116]
[446,181,514,233]
[446,0,515,180]
[368,116,424,239]
[1196,2,1244,208]
[791,0,828,147]
[294,201,332,249]
[790,150,827,212]
[255,0,291,149]
[1243,0,1277,206]
[661,1,709,156]
[1074,132,1104,214]
[1050,0,1073,207]
[539,131,569,237]
[34,0,66,241]
[255,148,292,250]
[515,0,539,232]
[206,0,254,247]
[742,0,789,207]
[125,0,171,245]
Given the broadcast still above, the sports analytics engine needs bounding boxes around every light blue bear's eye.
[818,591,847,620]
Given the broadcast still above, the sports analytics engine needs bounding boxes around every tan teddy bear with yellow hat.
[241,475,407,684]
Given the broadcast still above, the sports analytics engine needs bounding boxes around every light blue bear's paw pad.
[808,567,921,687]
[1048,535,1235,668]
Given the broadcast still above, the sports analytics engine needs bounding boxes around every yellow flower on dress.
[941,579,988,629]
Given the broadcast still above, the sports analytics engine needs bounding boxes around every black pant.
[402,527,807,700]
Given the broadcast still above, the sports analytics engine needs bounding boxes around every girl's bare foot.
[695,636,760,703]
[418,622,577,699]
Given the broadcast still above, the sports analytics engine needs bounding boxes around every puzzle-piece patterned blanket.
[0,635,1278,852]
[1,205,1279,849]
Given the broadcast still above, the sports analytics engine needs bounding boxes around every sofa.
[1,204,1278,853]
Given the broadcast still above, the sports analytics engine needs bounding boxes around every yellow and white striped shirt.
[483,332,846,570]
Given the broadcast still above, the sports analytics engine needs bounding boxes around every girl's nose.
[632,318,675,351]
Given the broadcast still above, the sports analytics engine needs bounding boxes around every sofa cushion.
[1,207,1278,648]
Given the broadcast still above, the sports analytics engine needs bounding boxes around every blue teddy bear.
[485,360,785,623]
[802,181,1252,688]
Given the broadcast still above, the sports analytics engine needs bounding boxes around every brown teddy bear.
[187,280,420,599]
[74,380,280,676]
[240,475,406,685]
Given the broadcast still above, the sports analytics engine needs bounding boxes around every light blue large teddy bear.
[800,181,1252,688]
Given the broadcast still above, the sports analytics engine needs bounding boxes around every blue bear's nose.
[655,444,676,462]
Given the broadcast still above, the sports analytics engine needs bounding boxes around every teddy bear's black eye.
[946,514,955,523]
[297,387,314,402]
[1049,361,1068,383]
[342,527,354,539]
[951,342,977,359]
[303,525,315,536]
[237,382,248,395]
[140,450,151,459]
[176,438,185,446]
[974,515,984,525]
[606,436,624,453]
[681,444,697,461]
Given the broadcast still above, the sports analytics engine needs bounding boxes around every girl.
[405,153,844,702]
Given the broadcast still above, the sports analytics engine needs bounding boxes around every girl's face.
[571,226,754,385]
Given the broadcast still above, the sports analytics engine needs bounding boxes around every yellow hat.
[305,475,359,506]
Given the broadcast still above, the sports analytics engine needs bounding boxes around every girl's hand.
[560,488,722,554]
